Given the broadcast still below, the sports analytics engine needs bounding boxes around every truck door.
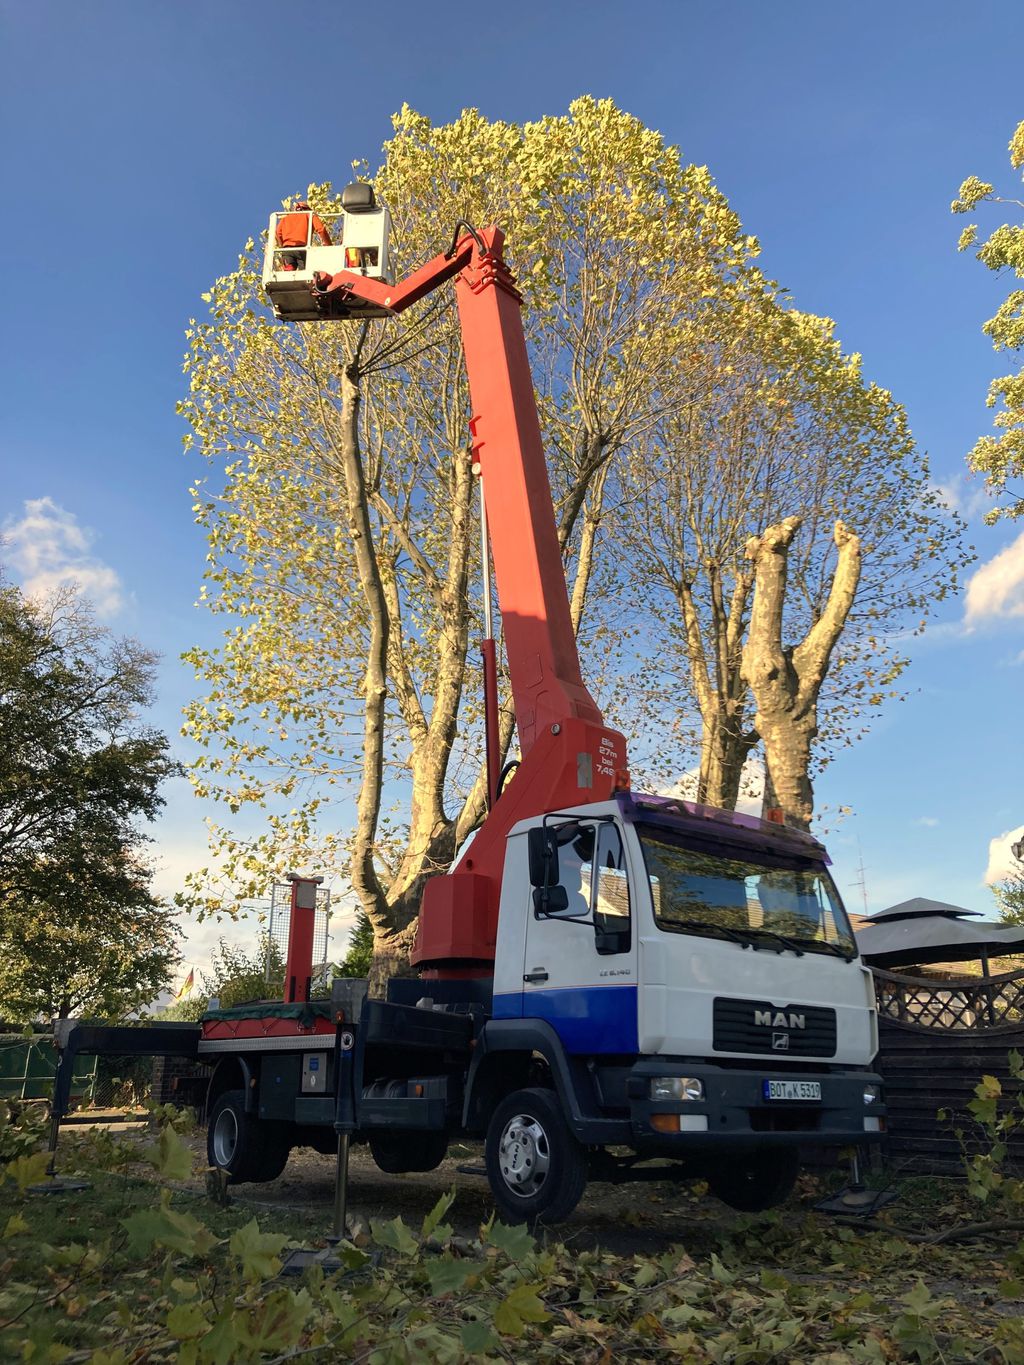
[521,820,638,1054]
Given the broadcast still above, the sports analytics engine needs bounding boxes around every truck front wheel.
[485,1087,587,1225]
[707,1148,799,1212]
[207,1090,290,1185]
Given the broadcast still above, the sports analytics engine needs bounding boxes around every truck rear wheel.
[368,1130,449,1174]
[485,1087,587,1226]
[707,1148,799,1212]
[207,1089,290,1185]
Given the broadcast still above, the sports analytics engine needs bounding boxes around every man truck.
[55,186,884,1226]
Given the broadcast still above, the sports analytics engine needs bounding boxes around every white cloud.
[965,530,1024,624]
[984,824,1024,885]
[928,473,995,522]
[889,618,968,647]
[915,816,939,827]
[3,496,125,616]
[667,756,765,817]
[930,478,962,513]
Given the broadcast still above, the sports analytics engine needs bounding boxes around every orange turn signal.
[650,1114,681,1134]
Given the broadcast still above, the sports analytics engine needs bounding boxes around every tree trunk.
[367,923,420,997]
[334,365,392,935]
[761,755,779,818]
[741,517,862,831]
[675,562,758,811]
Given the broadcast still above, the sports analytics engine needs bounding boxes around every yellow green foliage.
[179,99,968,958]
[953,119,1024,520]
[177,99,766,926]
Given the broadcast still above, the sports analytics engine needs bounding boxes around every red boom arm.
[315,229,629,973]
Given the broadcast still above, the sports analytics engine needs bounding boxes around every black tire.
[207,1089,291,1185]
[485,1087,587,1226]
[368,1130,449,1174]
[706,1147,800,1212]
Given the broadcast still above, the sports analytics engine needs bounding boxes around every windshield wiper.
[669,918,757,950]
[744,927,858,961]
[742,926,806,956]
[800,938,858,962]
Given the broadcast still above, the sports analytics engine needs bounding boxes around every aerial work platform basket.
[262,182,392,322]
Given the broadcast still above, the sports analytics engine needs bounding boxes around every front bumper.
[624,1059,885,1153]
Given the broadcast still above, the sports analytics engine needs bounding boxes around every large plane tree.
[181,98,969,977]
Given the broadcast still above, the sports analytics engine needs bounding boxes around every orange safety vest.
[276,211,332,248]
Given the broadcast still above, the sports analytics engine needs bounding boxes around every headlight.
[863,1084,881,1105]
[650,1076,704,1102]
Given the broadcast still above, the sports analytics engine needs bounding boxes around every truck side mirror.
[533,884,569,917]
[528,826,559,888]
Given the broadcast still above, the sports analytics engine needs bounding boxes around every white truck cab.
[496,793,877,1069]
[458,791,883,1219]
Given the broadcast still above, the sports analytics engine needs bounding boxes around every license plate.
[763,1080,821,1102]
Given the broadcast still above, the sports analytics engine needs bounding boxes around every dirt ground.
[187,1137,791,1256]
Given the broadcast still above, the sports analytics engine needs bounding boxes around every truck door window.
[544,823,593,918]
[538,822,631,955]
[590,823,631,955]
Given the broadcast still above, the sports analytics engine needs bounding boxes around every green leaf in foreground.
[146,1122,193,1182]
[166,1301,208,1340]
[234,1287,313,1353]
[486,1221,535,1261]
[421,1187,457,1241]
[426,1254,477,1296]
[229,1218,290,1280]
[494,1281,550,1338]
[371,1214,419,1256]
[461,1318,501,1354]
[4,1150,50,1192]
[122,1202,218,1257]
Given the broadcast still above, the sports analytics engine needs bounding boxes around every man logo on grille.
[772,1032,790,1051]
[755,1008,805,1030]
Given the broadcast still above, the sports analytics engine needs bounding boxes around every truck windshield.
[637,829,857,958]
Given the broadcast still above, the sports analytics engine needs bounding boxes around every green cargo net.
[201,1001,333,1025]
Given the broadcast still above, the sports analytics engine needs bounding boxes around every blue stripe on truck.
[493,984,638,1054]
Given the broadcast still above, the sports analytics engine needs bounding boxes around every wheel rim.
[497,1112,550,1199]
[212,1107,239,1166]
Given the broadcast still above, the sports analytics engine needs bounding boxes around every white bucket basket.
[263,182,392,322]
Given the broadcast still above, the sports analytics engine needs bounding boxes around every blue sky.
[2,2,1022,973]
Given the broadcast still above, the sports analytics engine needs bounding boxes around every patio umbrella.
[855,898,1024,971]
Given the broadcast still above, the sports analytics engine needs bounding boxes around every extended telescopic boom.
[313,227,629,974]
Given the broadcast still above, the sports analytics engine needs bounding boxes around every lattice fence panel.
[873,968,1024,1030]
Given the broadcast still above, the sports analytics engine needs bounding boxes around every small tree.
[0,580,178,1021]
[335,910,373,978]
[952,119,1024,520]
[0,886,178,1023]
[202,934,285,1008]
[994,853,1024,926]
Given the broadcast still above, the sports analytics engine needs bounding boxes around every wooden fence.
[871,967,1024,1175]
